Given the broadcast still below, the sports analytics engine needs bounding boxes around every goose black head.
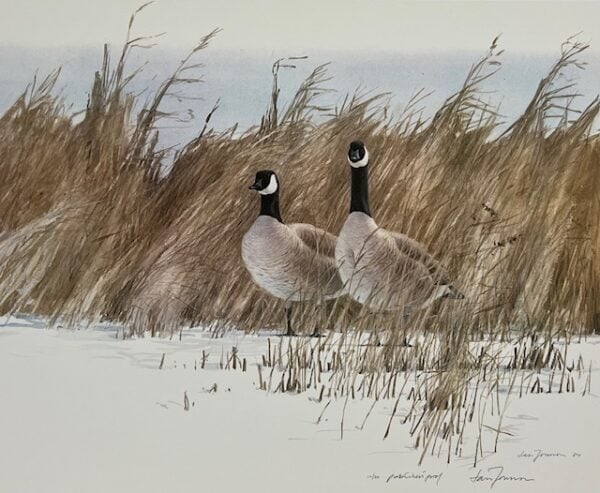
[250,170,283,221]
[347,140,371,216]
[249,170,279,195]
[348,140,369,168]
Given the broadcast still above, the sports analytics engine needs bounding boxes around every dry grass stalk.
[0,11,598,462]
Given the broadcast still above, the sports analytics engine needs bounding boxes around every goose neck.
[260,191,283,222]
[350,165,371,216]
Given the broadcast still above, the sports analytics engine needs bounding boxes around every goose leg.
[373,334,383,346]
[399,311,413,347]
[366,314,412,347]
[310,300,337,338]
[284,304,296,337]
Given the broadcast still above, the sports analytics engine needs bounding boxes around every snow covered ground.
[1,316,599,493]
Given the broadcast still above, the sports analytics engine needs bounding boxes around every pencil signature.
[469,466,534,489]
[517,449,582,462]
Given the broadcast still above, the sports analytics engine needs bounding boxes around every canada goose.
[336,141,463,315]
[242,170,343,336]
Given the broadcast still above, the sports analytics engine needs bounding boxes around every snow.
[1,316,599,493]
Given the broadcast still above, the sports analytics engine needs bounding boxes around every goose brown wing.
[288,223,344,297]
[390,231,450,284]
[288,223,337,260]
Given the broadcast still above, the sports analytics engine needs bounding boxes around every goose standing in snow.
[336,141,463,317]
[242,170,344,336]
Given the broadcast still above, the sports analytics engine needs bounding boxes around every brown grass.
[1,21,598,340]
[0,9,598,462]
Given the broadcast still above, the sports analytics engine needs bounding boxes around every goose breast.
[243,216,343,302]
[336,212,435,311]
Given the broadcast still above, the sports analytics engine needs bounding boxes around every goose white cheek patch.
[259,174,278,195]
[348,149,369,168]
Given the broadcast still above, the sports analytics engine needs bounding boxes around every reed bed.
[1,26,598,340]
[0,9,598,462]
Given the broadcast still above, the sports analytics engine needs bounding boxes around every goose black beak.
[350,150,361,162]
[249,182,261,191]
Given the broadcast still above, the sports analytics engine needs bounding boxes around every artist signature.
[517,449,582,462]
[367,449,582,488]
[469,466,534,489]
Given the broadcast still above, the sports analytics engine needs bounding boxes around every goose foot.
[309,327,325,338]
[360,336,413,348]
[400,336,413,348]
[359,334,383,347]
[281,329,323,338]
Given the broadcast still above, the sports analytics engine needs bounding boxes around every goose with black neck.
[242,170,344,336]
[336,141,464,316]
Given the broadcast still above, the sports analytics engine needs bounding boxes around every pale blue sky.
[0,1,599,54]
[2,1,599,143]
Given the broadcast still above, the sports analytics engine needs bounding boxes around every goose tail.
[441,283,465,300]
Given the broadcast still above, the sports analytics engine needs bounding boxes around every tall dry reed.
[0,19,598,340]
[1,9,598,462]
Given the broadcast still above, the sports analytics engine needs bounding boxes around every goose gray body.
[242,170,343,307]
[242,216,343,302]
[336,141,463,313]
[336,212,452,311]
